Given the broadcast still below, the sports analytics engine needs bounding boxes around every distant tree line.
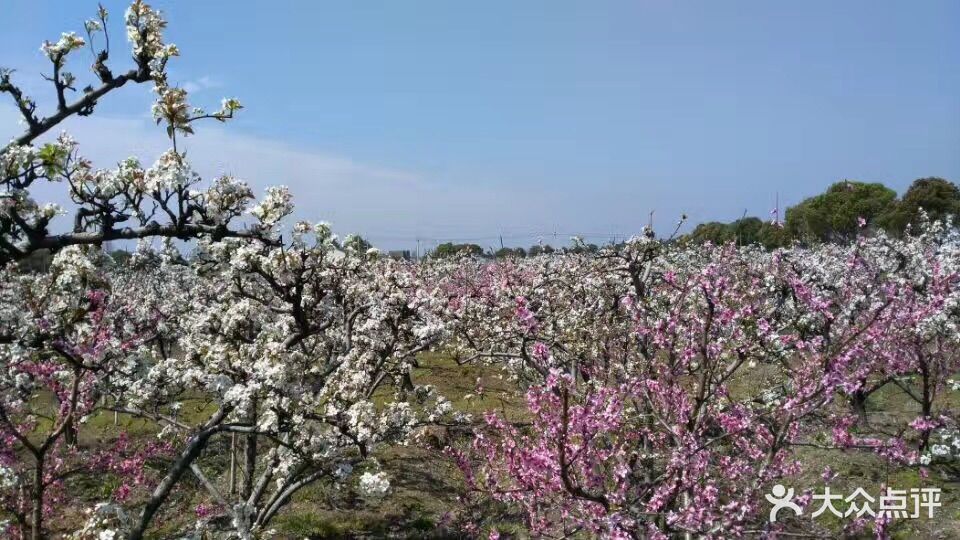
[428,177,959,259]
[427,177,959,259]
[684,177,959,248]
[430,240,603,259]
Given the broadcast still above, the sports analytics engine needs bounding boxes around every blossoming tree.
[101,221,452,539]
[437,225,959,538]
[2,2,959,539]
[1,1,253,266]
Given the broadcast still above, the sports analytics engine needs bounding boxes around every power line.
[360,230,645,244]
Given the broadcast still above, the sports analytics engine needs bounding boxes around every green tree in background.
[785,180,897,243]
[528,244,555,256]
[731,217,764,246]
[756,221,791,249]
[686,217,789,249]
[878,177,960,235]
[344,234,374,253]
[495,247,527,258]
[432,242,484,258]
[687,222,735,245]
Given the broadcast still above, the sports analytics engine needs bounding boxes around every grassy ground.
[723,364,960,538]
[270,352,526,539]
[48,352,523,539]
[267,357,960,539]
[26,353,960,538]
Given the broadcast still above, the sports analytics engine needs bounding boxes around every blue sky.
[2,1,958,250]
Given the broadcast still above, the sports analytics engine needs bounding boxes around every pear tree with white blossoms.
[1,1,256,267]
[0,2,451,538]
[0,2,275,537]
[102,218,451,539]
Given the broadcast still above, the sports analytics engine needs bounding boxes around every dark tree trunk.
[30,455,44,540]
[850,390,869,426]
[241,400,258,500]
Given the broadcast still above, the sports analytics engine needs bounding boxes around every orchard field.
[2,2,960,539]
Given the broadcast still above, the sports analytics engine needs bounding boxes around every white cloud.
[1,105,555,250]
[181,76,220,94]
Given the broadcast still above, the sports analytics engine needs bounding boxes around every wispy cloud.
[181,76,221,94]
[1,105,556,250]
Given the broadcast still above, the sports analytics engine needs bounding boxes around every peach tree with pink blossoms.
[437,224,960,538]
[0,245,174,539]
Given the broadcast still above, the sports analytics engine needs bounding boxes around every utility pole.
[775,191,780,226]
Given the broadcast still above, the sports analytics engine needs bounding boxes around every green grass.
[14,355,960,538]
